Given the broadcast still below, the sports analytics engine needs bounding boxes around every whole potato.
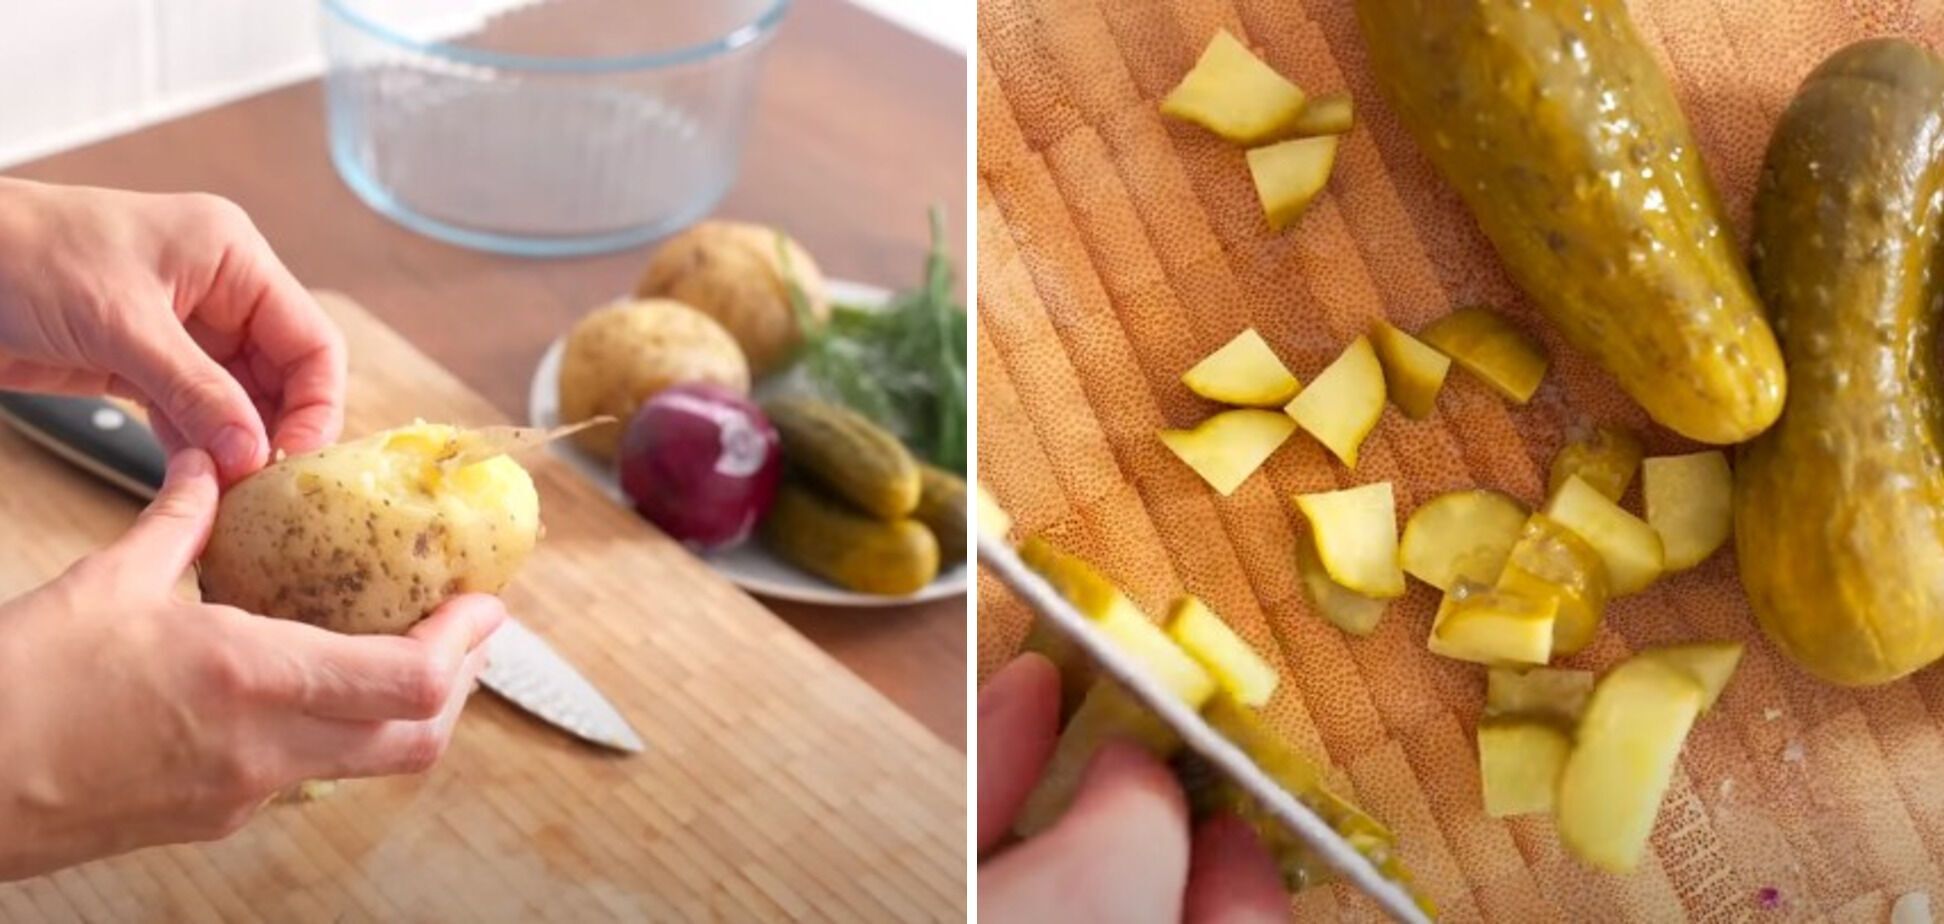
[557,298,750,459]
[198,424,541,635]
[635,221,830,375]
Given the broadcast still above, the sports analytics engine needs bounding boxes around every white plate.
[528,279,969,608]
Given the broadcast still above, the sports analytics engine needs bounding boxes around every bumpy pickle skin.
[1735,39,1944,686]
[1354,0,1785,443]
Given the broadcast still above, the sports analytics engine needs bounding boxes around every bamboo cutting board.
[0,293,964,922]
[977,2,1944,920]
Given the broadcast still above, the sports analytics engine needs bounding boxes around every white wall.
[0,1,966,169]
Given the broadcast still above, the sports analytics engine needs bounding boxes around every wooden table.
[4,0,966,747]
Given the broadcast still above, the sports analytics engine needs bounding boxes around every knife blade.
[0,390,646,754]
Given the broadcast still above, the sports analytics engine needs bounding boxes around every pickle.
[1355,0,1785,443]
[1735,39,1944,686]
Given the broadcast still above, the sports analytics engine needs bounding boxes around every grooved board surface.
[976,2,1944,920]
[0,293,965,922]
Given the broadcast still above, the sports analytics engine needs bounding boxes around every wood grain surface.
[3,0,968,749]
[0,293,965,922]
[977,1,1944,920]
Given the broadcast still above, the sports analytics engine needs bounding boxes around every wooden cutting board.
[0,293,964,922]
[977,2,1944,921]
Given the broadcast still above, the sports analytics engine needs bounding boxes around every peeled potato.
[1284,336,1384,468]
[1159,409,1297,496]
[1497,513,1609,656]
[1246,136,1339,231]
[1549,424,1644,502]
[635,220,829,375]
[1544,476,1664,596]
[1557,656,1705,873]
[1485,666,1595,726]
[557,299,750,460]
[1166,596,1279,707]
[1018,537,1216,706]
[1014,680,1179,837]
[1370,321,1451,420]
[1641,641,1743,711]
[1427,584,1556,666]
[1419,306,1548,404]
[1397,489,1527,591]
[1295,530,1388,636]
[1478,720,1571,817]
[1160,29,1307,143]
[1293,482,1403,598]
[1183,329,1300,406]
[1642,451,1733,571]
[1288,92,1354,137]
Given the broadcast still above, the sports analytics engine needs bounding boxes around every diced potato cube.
[1247,136,1339,231]
[1296,529,1389,635]
[1496,513,1610,656]
[1166,596,1279,707]
[1428,584,1557,665]
[1183,329,1301,407]
[1543,476,1665,596]
[1284,335,1384,468]
[1548,424,1643,502]
[1557,656,1705,872]
[1292,482,1404,597]
[1370,321,1451,420]
[1398,489,1528,592]
[1014,680,1180,836]
[1419,306,1549,404]
[1160,29,1307,144]
[1159,409,1297,496]
[1288,92,1354,136]
[1641,641,1743,712]
[1642,451,1733,571]
[1486,666,1596,726]
[1478,720,1572,817]
[1018,537,1217,706]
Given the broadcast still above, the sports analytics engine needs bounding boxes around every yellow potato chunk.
[1247,136,1340,231]
[1161,29,1307,144]
[1496,513,1610,656]
[1159,409,1297,496]
[1397,489,1528,592]
[1419,306,1549,404]
[1486,666,1596,726]
[1557,656,1705,873]
[1549,424,1644,502]
[1293,482,1404,598]
[1478,720,1572,817]
[1370,321,1451,420]
[1642,451,1733,571]
[1641,641,1743,712]
[1183,329,1301,407]
[1014,680,1179,837]
[1018,537,1216,706]
[1543,476,1665,596]
[1166,596,1280,707]
[1296,530,1388,636]
[1428,584,1556,666]
[1284,335,1384,468]
[1288,92,1354,137]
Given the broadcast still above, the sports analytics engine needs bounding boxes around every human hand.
[0,450,502,882]
[977,653,1289,923]
[0,178,345,483]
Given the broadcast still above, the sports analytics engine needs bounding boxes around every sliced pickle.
[1397,489,1528,592]
[1543,476,1665,596]
[1296,529,1389,636]
[1166,596,1280,707]
[1642,451,1733,571]
[1497,513,1610,656]
[1485,666,1596,727]
[1159,409,1297,497]
[1183,328,1301,407]
[1013,680,1180,837]
[1419,306,1549,404]
[1549,423,1644,502]
[1427,583,1556,666]
[1370,321,1451,420]
[1292,482,1404,597]
[1478,719,1572,818]
[1283,335,1383,467]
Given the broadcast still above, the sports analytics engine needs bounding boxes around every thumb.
[118,320,267,481]
[110,448,221,583]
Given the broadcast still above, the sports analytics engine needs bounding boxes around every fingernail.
[169,448,212,479]
[210,425,258,473]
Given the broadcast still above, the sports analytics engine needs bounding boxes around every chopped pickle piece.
[1159,410,1297,496]
[1478,720,1572,817]
[1183,329,1301,407]
[1247,135,1340,231]
[1428,583,1557,665]
[1497,513,1610,656]
[1486,666,1596,726]
[1019,537,1217,706]
[1166,596,1280,707]
[1296,529,1389,635]
[1543,476,1665,596]
[1397,489,1528,591]
[1558,656,1705,873]
[1370,321,1452,419]
[1549,424,1644,501]
[1020,615,1093,721]
[1288,92,1354,136]
[1014,680,1180,837]
[1419,306,1549,404]
[1643,451,1733,571]
[1641,641,1743,711]
[1160,29,1308,144]
[1292,482,1403,597]
[976,482,1013,542]
[1283,335,1384,468]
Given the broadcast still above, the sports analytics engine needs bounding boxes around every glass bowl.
[321,0,788,257]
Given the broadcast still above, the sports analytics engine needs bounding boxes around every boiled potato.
[1642,451,1733,570]
[1161,29,1307,143]
[1544,476,1664,596]
[635,221,830,375]
[1641,641,1743,711]
[1557,656,1705,873]
[1427,584,1556,666]
[1288,92,1354,137]
[1166,596,1279,707]
[200,423,540,635]
[1549,424,1643,502]
[1478,720,1571,817]
[1419,306,1549,404]
[1485,666,1595,726]
[1397,489,1527,591]
[1159,409,1297,496]
[1247,136,1339,230]
[1014,680,1180,837]
[1284,335,1384,468]
[1370,321,1450,420]
[1296,530,1388,636]
[1293,482,1403,597]
[1183,329,1300,406]
[1497,513,1609,656]
[1018,537,1216,705]
[558,299,750,460]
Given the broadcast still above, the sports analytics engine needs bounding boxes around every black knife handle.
[0,391,167,500]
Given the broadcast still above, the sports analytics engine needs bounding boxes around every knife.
[978,534,1431,924]
[0,390,646,755]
